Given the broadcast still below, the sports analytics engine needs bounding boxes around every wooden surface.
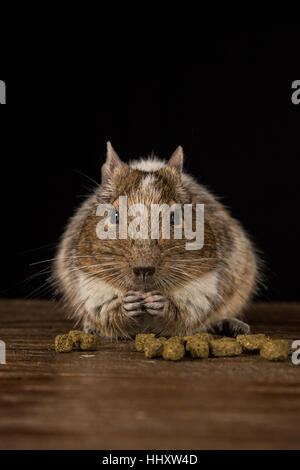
[0,299,300,450]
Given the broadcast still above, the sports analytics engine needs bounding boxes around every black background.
[0,7,299,301]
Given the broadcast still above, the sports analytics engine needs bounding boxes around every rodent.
[53,142,259,339]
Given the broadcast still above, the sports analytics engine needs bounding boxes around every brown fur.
[52,143,259,339]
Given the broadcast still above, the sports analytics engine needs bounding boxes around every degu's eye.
[115,211,119,224]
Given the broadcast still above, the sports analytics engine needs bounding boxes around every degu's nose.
[133,266,155,281]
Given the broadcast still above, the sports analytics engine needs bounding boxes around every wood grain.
[0,299,300,450]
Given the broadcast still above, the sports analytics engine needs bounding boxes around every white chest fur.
[171,271,219,322]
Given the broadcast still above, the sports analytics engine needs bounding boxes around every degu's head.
[75,142,217,292]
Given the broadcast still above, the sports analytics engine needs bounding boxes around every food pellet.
[135,333,155,352]
[210,337,243,357]
[162,339,185,361]
[79,332,102,351]
[236,333,268,352]
[193,332,214,343]
[55,334,73,353]
[167,336,185,344]
[55,331,101,353]
[144,337,167,359]
[68,330,84,348]
[260,339,290,361]
[185,337,209,358]
[183,333,213,344]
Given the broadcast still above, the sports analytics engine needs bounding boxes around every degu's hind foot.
[210,318,250,337]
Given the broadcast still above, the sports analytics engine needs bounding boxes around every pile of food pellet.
[55,330,101,353]
[54,330,292,362]
[135,333,292,362]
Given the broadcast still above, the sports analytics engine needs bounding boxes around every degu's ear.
[167,145,184,173]
[101,141,122,184]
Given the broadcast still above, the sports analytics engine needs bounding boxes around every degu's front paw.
[143,291,166,316]
[122,291,145,318]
